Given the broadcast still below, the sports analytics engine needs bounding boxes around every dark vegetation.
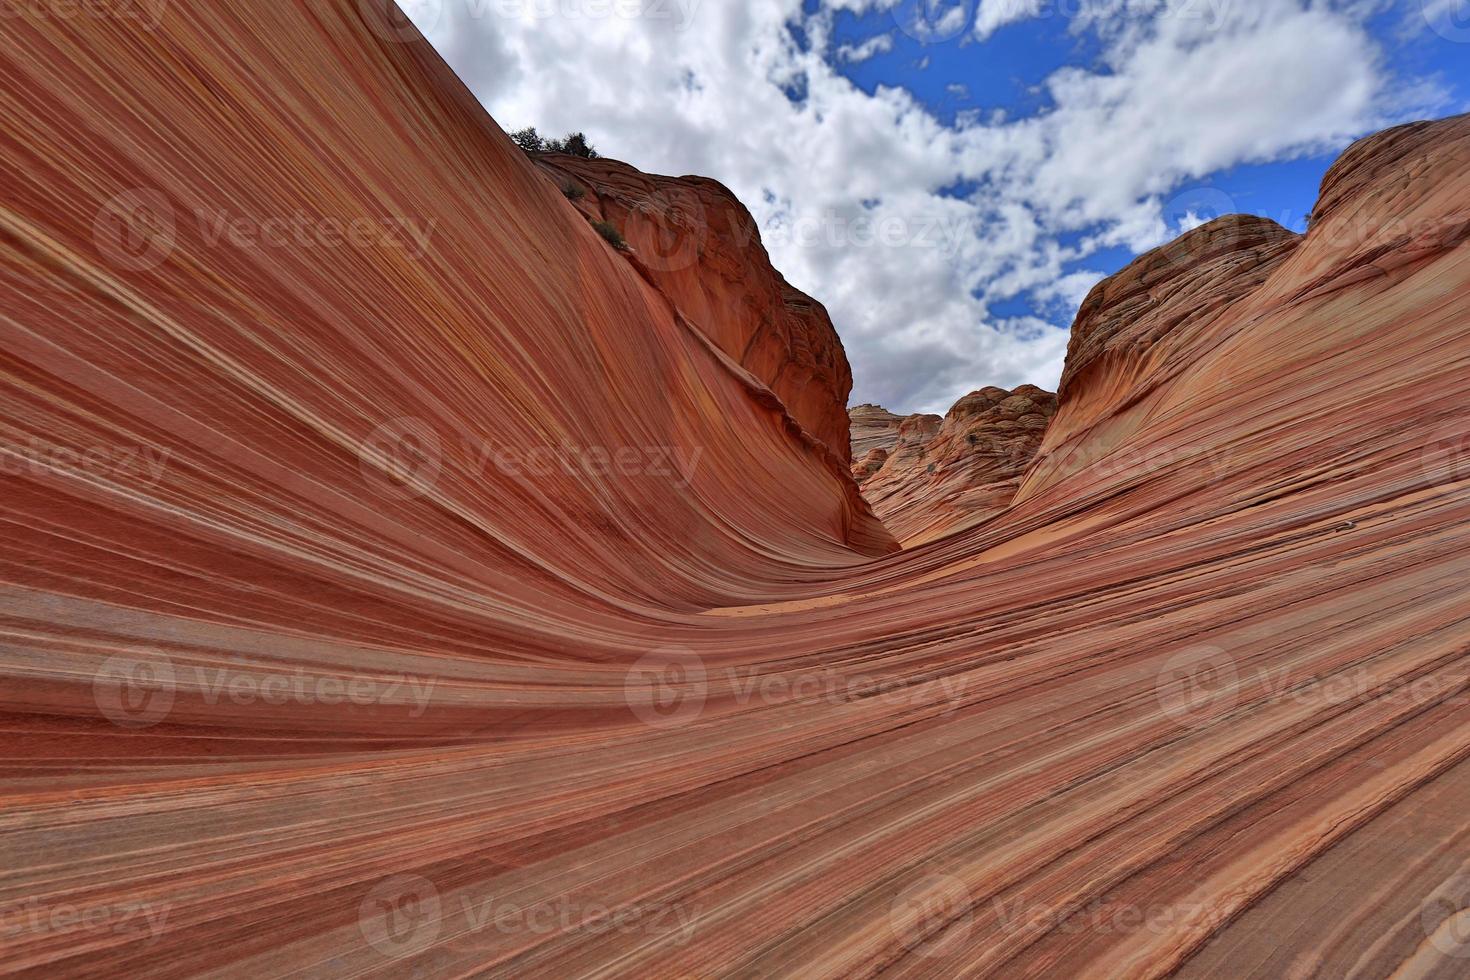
[511,127,598,158]
[590,220,627,250]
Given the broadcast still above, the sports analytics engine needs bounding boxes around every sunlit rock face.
[3,2,1470,977]
[532,153,857,466]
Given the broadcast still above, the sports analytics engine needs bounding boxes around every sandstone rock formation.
[848,403,911,457]
[851,445,890,481]
[532,153,856,463]
[3,3,1470,977]
[853,386,1059,545]
[1022,214,1304,492]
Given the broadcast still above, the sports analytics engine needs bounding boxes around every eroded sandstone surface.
[533,153,856,464]
[851,387,1058,545]
[2,3,1470,977]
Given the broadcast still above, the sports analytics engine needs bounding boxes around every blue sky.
[822,0,1469,333]
[414,0,1470,413]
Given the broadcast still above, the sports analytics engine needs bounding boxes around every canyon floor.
[2,3,1470,978]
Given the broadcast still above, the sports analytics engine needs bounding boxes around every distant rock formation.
[850,386,1058,544]
[848,403,910,458]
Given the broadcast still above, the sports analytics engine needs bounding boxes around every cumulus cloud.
[406,0,1442,414]
[975,0,1046,39]
[836,33,895,61]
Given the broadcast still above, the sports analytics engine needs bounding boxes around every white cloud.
[408,0,1443,414]
[836,33,895,62]
[975,0,1046,39]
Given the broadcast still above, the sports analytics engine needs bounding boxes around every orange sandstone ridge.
[2,3,1470,977]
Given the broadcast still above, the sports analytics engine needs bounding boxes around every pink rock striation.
[1,4,1469,976]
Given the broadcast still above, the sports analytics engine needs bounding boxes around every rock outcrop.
[532,153,856,463]
[848,403,911,458]
[851,386,1058,545]
[3,4,1470,977]
[1021,214,1303,492]
[850,445,890,481]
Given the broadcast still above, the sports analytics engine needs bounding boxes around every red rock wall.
[1020,214,1303,496]
[532,154,856,464]
[3,3,1470,976]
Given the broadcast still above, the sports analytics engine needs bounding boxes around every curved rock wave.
[2,4,1469,977]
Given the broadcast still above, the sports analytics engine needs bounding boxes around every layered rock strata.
[2,4,1469,977]
[533,153,855,463]
[853,386,1059,545]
